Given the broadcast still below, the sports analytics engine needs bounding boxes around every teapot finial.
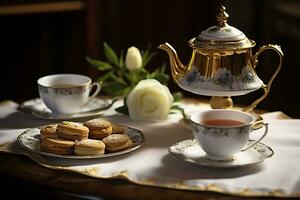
[217,6,229,27]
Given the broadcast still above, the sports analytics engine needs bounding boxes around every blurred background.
[0,0,299,117]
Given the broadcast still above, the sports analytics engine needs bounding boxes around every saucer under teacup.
[168,139,274,168]
[18,98,110,120]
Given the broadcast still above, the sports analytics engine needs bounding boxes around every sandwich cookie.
[102,134,132,152]
[74,139,105,155]
[41,137,75,155]
[84,118,113,140]
[57,121,89,140]
[40,124,58,139]
[112,124,125,134]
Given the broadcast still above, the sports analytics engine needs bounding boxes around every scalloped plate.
[17,125,145,159]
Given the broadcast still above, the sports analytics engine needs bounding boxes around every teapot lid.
[189,6,255,50]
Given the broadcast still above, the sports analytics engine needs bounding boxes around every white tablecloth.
[0,100,299,197]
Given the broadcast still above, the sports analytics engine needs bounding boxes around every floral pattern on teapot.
[180,66,263,96]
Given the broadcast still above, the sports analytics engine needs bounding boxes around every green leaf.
[141,44,156,68]
[139,72,148,80]
[141,49,149,62]
[151,68,160,75]
[97,71,114,81]
[110,73,128,85]
[142,51,156,68]
[115,105,129,115]
[86,57,112,71]
[160,63,167,74]
[148,66,169,84]
[171,104,188,122]
[119,51,124,68]
[152,73,169,85]
[121,87,132,97]
[115,98,129,115]
[123,73,133,83]
[172,91,183,102]
[140,68,149,79]
[115,67,128,80]
[102,82,129,96]
[103,42,119,66]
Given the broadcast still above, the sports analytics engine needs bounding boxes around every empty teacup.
[37,74,101,114]
[190,109,268,161]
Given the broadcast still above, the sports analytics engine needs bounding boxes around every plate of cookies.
[17,118,145,159]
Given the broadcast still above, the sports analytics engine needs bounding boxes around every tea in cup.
[37,74,101,114]
[189,109,268,161]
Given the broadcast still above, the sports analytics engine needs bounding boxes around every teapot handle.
[243,44,284,113]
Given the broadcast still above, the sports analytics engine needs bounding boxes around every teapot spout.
[158,43,187,82]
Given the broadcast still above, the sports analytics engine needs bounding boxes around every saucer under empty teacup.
[189,109,268,161]
[37,74,101,114]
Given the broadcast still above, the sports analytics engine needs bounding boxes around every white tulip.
[125,46,142,70]
[126,79,174,121]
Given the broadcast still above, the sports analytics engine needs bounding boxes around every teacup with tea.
[37,74,101,114]
[189,109,268,161]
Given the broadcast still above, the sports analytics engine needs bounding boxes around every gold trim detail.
[217,6,229,27]
[243,44,284,112]
[189,37,255,51]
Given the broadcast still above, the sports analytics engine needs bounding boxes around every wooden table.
[3,152,298,200]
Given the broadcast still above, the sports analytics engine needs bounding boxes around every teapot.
[158,6,283,112]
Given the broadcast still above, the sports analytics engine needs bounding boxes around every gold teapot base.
[210,96,233,109]
[209,96,264,129]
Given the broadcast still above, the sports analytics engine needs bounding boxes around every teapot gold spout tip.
[157,43,175,52]
[157,42,169,49]
[157,44,164,49]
